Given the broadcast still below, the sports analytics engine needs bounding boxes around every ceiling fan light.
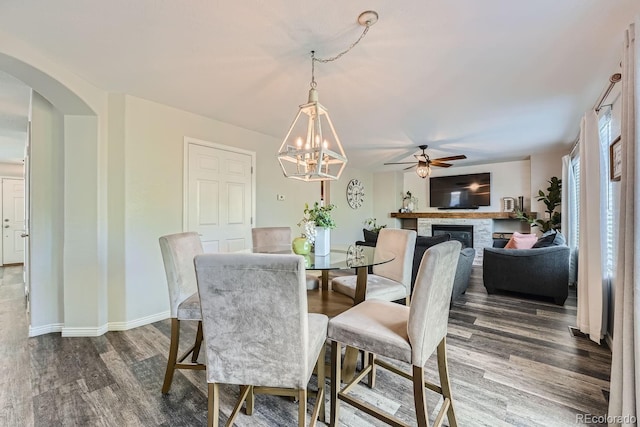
[416,161,431,178]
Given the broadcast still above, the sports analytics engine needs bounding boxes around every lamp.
[416,161,431,178]
[277,11,378,182]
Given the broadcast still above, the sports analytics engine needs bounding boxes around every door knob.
[3,225,8,228]
[3,219,8,222]
[20,233,29,238]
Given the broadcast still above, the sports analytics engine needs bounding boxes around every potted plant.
[364,217,386,233]
[300,202,336,255]
[515,176,562,233]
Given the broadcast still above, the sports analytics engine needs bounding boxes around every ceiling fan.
[383,145,467,178]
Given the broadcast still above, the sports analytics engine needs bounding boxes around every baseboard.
[108,310,170,331]
[62,323,109,337]
[29,323,63,337]
[32,311,171,337]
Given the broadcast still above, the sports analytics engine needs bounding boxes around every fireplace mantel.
[390,212,536,220]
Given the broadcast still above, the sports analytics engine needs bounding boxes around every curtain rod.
[571,72,623,155]
[595,73,622,112]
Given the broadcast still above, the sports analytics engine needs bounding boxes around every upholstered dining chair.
[332,228,417,304]
[194,252,328,427]
[328,240,462,427]
[158,232,206,394]
[252,226,320,290]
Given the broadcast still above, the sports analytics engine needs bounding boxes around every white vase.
[315,227,330,256]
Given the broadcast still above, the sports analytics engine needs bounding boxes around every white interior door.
[2,178,25,265]
[185,139,254,253]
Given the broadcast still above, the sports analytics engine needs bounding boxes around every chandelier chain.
[310,23,372,89]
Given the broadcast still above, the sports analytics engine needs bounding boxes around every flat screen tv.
[429,172,491,209]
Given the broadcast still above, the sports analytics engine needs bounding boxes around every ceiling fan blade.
[403,165,416,171]
[384,161,418,165]
[432,154,467,162]
[430,161,452,168]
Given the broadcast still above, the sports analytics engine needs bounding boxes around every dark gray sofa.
[482,245,570,305]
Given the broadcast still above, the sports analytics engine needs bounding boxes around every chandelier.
[277,11,378,182]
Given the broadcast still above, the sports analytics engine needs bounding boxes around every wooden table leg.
[341,265,368,381]
[321,270,329,291]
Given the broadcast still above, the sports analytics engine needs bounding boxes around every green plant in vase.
[515,176,562,233]
[300,202,336,256]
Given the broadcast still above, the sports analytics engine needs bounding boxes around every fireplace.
[432,225,474,249]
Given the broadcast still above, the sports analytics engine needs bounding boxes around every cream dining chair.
[328,240,462,427]
[252,226,320,290]
[331,228,417,304]
[194,252,328,427]
[158,231,206,394]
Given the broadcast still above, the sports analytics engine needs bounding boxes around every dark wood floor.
[1,265,610,426]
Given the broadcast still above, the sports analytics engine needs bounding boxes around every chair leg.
[330,341,342,427]
[437,338,458,427]
[208,383,219,427]
[162,318,180,394]
[298,388,307,427]
[317,344,326,423]
[412,365,429,427]
[245,385,255,415]
[191,321,204,363]
[367,352,376,388]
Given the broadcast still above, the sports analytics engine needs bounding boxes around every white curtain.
[576,110,608,343]
[561,154,578,284]
[608,20,639,427]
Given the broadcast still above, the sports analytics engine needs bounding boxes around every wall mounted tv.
[429,172,491,209]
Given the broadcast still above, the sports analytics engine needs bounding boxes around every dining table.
[250,244,396,380]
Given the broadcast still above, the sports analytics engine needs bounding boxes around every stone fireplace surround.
[418,218,492,265]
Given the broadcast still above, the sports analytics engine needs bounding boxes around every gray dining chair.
[252,226,320,290]
[331,228,417,304]
[158,231,206,394]
[328,240,462,427]
[194,252,328,427]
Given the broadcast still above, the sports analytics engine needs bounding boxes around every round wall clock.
[346,179,365,209]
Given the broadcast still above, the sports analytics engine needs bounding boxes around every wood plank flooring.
[1,265,610,426]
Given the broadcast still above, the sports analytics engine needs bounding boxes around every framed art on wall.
[610,136,622,182]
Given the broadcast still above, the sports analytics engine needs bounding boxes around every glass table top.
[248,244,394,270]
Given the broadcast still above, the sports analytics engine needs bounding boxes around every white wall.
[372,171,403,229]
[530,148,567,222]
[120,95,373,322]
[402,159,532,213]
[29,91,65,334]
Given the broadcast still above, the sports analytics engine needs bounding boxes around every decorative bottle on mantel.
[518,196,525,212]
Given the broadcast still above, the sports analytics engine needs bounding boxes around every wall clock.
[346,179,364,209]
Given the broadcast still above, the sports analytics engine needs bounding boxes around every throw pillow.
[363,228,379,244]
[532,232,556,248]
[532,231,566,248]
[504,232,538,249]
[416,233,451,248]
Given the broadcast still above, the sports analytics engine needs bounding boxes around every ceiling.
[0,1,638,170]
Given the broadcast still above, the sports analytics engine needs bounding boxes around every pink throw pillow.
[504,232,538,249]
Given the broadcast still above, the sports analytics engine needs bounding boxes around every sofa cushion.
[532,230,566,248]
[504,232,537,249]
[416,234,451,248]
